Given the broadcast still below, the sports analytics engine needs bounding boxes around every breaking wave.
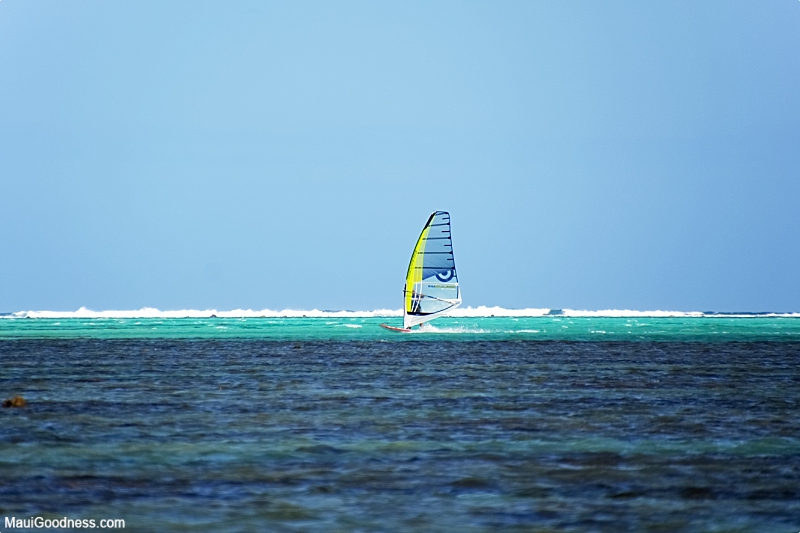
[3,306,799,319]
[3,307,401,319]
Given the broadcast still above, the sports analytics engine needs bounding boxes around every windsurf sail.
[403,211,462,329]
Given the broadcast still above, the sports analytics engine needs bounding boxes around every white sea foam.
[6,307,403,319]
[449,306,551,317]
[561,309,704,318]
[560,309,800,318]
[413,325,490,334]
[3,306,799,319]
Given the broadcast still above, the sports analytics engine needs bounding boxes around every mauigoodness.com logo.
[4,516,126,529]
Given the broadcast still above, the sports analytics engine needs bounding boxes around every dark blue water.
[2,339,799,532]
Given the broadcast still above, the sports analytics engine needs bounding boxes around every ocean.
[1,310,799,532]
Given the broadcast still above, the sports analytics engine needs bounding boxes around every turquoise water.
[2,316,800,341]
[2,317,799,531]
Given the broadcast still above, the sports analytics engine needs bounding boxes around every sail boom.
[404,299,461,329]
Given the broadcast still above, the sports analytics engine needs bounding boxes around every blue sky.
[1,1,799,312]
